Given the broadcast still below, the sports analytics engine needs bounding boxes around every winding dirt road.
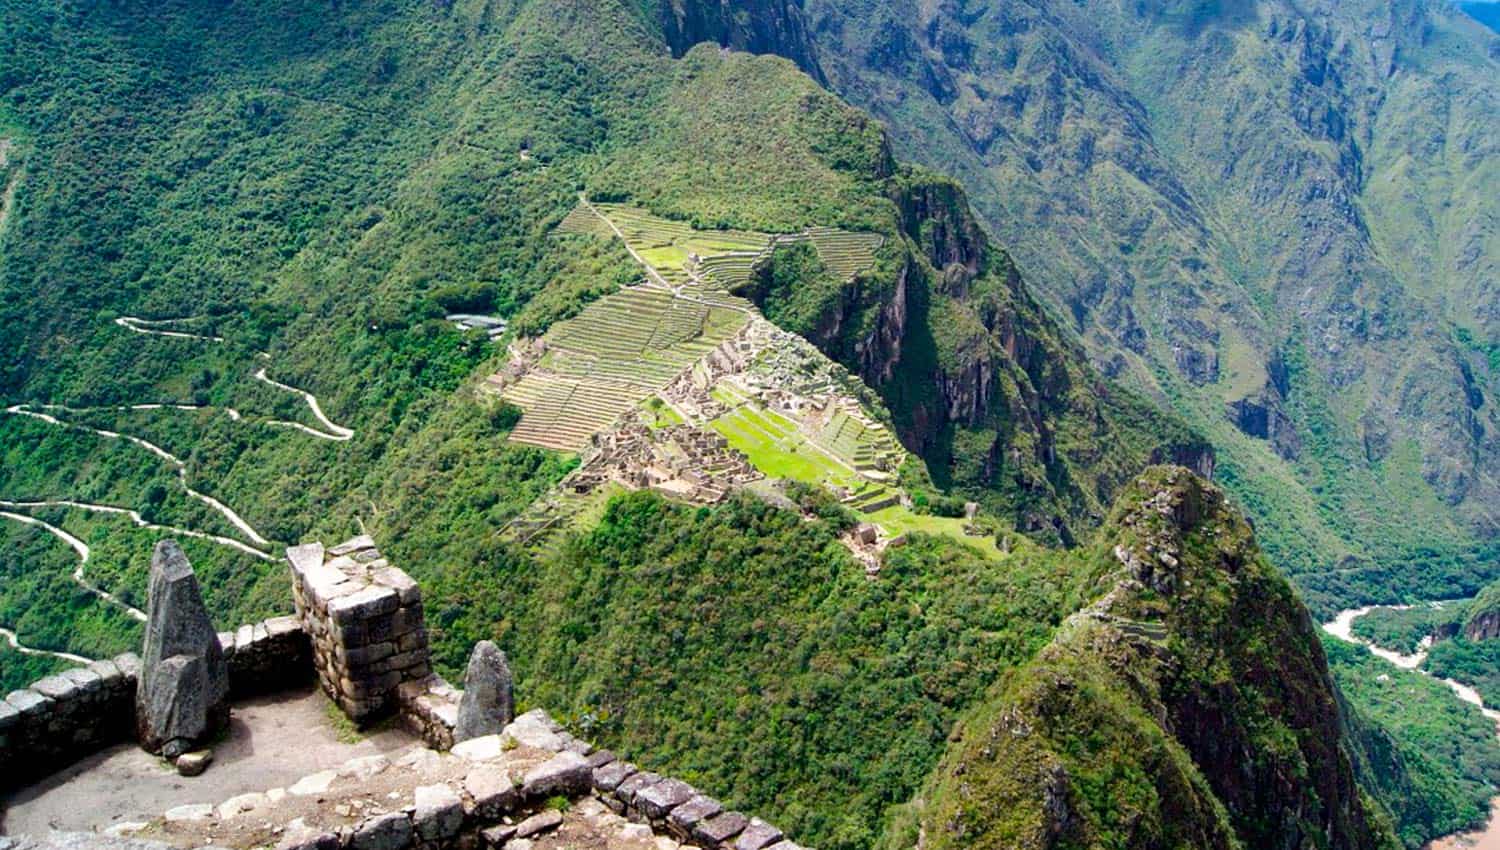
[0,508,147,621]
[5,404,270,547]
[0,626,91,664]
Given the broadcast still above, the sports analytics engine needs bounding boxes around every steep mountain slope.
[0,1,1492,848]
[794,0,1500,607]
[913,467,1399,850]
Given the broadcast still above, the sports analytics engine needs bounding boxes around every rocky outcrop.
[1227,389,1302,461]
[1463,579,1500,641]
[136,540,230,759]
[916,467,1398,850]
[453,640,515,743]
[654,0,826,83]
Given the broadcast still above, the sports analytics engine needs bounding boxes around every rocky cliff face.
[745,162,1212,543]
[914,467,1400,850]
[653,0,826,82]
[795,0,1500,582]
[1464,579,1500,641]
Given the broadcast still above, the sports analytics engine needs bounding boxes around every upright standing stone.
[453,641,514,743]
[136,540,230,758]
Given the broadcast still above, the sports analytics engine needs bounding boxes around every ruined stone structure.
[3,534,816,850]
[287,536,431,725]
[1,612,312,790]
[136,541,230,758]
[217,615,313,698]
[0,653,140,785]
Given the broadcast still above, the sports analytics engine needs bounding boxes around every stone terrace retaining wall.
[0,653,140,788]
[0,615,311,789]
[219,615,313,698]
[287,536,430,725]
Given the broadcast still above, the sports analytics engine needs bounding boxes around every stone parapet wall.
[218,614,314,698]
[115,709,810,850]
[0,614,311,789]
[0,653,140,788]
[287,536,430,725]
[397,675,461,751]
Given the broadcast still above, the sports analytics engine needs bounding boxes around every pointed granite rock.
[136,539,229,757]
[453,640,514,743]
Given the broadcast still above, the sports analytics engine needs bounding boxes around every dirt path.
[0,626,92,664]
[0,499,273,562]
[251,368,353,441]
[0,508,147,621]
[4,404,270,548]
[114,316,354,441]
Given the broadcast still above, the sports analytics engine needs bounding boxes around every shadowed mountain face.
[787,0,1499,601]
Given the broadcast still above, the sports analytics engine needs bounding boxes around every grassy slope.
[0,1,1490,846]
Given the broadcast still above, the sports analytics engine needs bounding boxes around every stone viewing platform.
[0,535,814,850]
[24,709,807,850]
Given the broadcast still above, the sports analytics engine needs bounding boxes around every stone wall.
[219,614,314,698]
[0,654,140,788]
[0,615,311,790]
[108,709,809,850]
[287,536,431,725]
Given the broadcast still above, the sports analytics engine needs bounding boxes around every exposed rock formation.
[136,540,229,759]
[453,640,515,743]
[656,0,826,84]
[917,467,1398,850]
[1463,579,1500,641]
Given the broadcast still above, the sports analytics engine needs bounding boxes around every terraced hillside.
[495,200,886,456]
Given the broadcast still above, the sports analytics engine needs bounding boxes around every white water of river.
[1323,604,1500,848]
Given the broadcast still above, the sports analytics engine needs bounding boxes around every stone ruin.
[136,540,230,759]
[1,534,817,850]
[286,536,431,725]
[568,415,762,506]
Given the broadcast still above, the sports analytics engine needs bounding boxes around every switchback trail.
[0,626,91,665]
[115,315,355,441]
[4,404,270,548]
[0,508,148,621]
[0,499,274,562]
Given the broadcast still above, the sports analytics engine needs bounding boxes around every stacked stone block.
[397,675,461,751]
[217,615,313,698]
[287,536,430,725]
[0,653,140,788]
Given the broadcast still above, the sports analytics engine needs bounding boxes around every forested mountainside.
[0,0,1495,848]
[774,0,1500,613]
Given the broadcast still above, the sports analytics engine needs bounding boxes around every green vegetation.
[805,0,1500,614]
[0,1,1487,848]
[459,490,1086,849]
[0,645,73,694]
[1352,602,1469,655]
[1327,637,1500,846]
[1426,639,1500,710]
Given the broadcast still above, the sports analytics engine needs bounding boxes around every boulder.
[175,749,213,777]
[136,540,229,757]
[453,641,514,743]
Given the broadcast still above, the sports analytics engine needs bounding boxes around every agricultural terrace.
[501,200,885,454]
[496,287,745,451]
[499,197,1008,556]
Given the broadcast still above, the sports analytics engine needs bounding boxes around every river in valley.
[1323,603,1500,849]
